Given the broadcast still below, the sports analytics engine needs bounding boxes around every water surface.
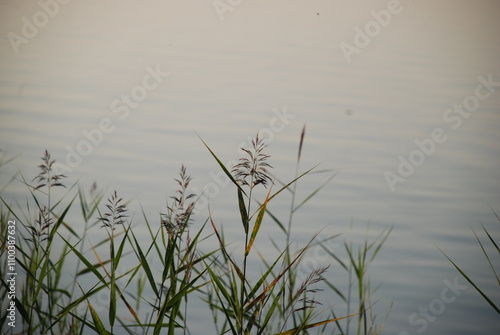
[1,1,499,334]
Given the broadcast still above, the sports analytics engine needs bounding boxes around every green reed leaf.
[441,249,500,315]
[238,188,249,234]
[197,133,247,196]
[88,301,112,335]
[246,188,271,256]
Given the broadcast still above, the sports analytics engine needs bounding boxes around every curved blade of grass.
[238,188,249,234]
[297,124,306,162]
[114,225,131,271]
[250,234,319,308]
[153,267,208,334]
[48,193,76,241]
[246,247,288,310]
[205,263,238,334]
[440,249,500,315]
[115,278,142,325]
[196,133,246,196]
[140,206,164,260]
[293,172,337,213]
[78,187,104,223]
[110,270,116,329]
[60,235,106,282]
[476,224,500,284]
[250,164,319,221]
[106,225,132,329]
[13,295,29,324]
[88,301,112,335]
[482,224,500,253]
[246,187,271,256]
[209,214,245,281]
[265,207,286,233]
[213,275,241,332]
[274,313,358,335]
[257,286,282,334]
[129,228,159,296]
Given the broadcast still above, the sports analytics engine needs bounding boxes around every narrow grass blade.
[265,165,318,206]
[91,243,112,279]
[55,235,110,303]
[293,172,337,213]
[246,188,271,256]
[274,313,358,335]
[88,301,112,335]
[110,274,116,329]
[114,225,131,271]
[473,225,500,285]
[251,234,319,306]
[368,226,393,264]
[482,224,500,254]
[297,124,306,162]
[48,193,77,241]
[130,228,159,296]
[257,287,282,334]
[246,248,288,310]
[265,207,286,233]
[154,256,208,334]
[197,133,246,195]
[205,264,240,332]
[440,249,500,315]
[209,214,245,281]
[238,188,249,234]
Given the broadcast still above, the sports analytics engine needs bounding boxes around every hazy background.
[1,0,499,334]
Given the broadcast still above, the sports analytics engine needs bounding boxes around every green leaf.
[109,275,116,328]
[293,172,337,213]
[238,188,249,234]
[246,188,271,256]
[209,215,245,281]
[59,235,106,282]
[88,301,112,335]
[197,133,246,195]
[130,229,159,297]
[441,249,500,315]
[274,313,357,335]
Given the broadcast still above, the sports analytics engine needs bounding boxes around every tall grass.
[1,130,391,334]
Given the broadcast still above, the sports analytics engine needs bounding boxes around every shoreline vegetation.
[0,128,497,334]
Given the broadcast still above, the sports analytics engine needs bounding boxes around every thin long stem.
[284,125,305,328]
[240,179,253,334]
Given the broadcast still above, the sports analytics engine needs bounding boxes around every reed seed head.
[293,266,329,312]
[26,206,52,242]
[33,149,66,191]
[232,132,273,189]
[161,165,196,238]
[99,190,128,230]
[27,150,66,243]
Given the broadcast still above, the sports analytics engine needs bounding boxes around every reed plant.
[199,131,344,334]
[333,223,392,335]
[0,150,78,334]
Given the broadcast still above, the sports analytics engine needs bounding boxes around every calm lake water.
[1,1,499,334]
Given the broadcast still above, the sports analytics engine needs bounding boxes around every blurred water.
[1,0,499,334]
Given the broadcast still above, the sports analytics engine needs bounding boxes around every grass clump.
[0,129,390,334]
